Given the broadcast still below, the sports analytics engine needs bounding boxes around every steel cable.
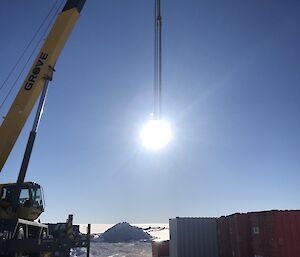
[154,0,162,119]
[0,0,65,111]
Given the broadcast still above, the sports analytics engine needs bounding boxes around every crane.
[154,0,162,120]
[0,0,85,220]
[140,0,172,150]
[0,1,90,256]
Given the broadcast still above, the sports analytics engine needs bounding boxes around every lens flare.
[140,119,172,150]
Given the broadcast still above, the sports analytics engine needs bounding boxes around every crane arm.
[0,0,86,171]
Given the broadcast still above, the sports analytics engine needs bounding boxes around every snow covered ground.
[75,223,169,257]
[80,223,169,241]
[72,242,152,257]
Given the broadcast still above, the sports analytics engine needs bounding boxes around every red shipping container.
[217,216,231,257]
[152,240,169,257]
[218,210,300,257]
[217,213,253,257]
[250,211,279,257]
[249,210,300,257]
[228,213,253,257]
[277,210,300,257]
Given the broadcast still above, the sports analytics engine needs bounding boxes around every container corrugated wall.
[250,210,300,257]
[169,217,219,257]
[276,210,300,257]
[228,213,252,257]
[217,213,253,257]
[217,216,231,257]
[152,240,169,257]
[250,211,278,257]
[217,210,300,257]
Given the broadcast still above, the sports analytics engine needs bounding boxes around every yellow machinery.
[0,0,84,170]
[0,0,85,220]
[0,182,44,220]
[0,1,90,256]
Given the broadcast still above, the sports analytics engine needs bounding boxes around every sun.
[140,119,172,150]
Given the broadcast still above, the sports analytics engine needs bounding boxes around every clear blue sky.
[0,0,299,224]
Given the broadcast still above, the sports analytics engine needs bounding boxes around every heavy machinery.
[0,0,90,255]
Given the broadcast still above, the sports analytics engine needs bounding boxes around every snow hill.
[97,222,151,243]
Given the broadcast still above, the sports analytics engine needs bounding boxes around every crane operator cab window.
[0,184,45,211]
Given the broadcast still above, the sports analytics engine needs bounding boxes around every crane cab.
[0,182,45,221]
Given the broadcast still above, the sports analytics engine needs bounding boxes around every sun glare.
[140,119,172,150]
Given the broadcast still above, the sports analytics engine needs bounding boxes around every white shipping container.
[169,217,219,257]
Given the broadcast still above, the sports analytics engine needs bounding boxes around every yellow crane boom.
[0,0,85,171]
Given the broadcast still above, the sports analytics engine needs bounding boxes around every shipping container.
[217,213,253,257]
[217,210,300,257]
[228,213,253,257]
[152,240,169,257]
[169,217,219,257]
[217,216,231,257]
[249,210,300,257]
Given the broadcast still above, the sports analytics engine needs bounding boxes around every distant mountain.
[99,222,151,243]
